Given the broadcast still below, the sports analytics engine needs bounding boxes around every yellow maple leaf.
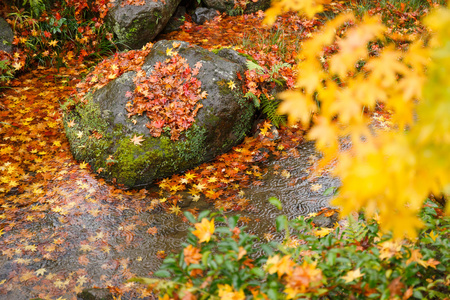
[307,116,339,154]
[330,16,385,78]
[314,227,333,238]
[169,205,181,216]
[13,62,23,70]
[183,244,202,265]
[277,90,317,126]
[378,240,403,260]
[423,258,440,269]
[227,80,236,90]
[184,172,197,181]
[130,134,145,146]
[296,61,324,95]
[192,218,215,243]
[265,255,294,278]
[342,268,364,283]
[237,246,247,260]
[35,268,46,276]
[67,120,76,127]
[166,47,176,56]
[428,230,438,242]
[263,0,329,25]
[218,284,245,300]
[310,183,322,192]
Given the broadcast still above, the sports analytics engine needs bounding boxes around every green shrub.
[133,200,450,299]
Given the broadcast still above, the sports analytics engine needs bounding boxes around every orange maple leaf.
[147,227,157,235]
[183,244,202,265]
[192,218,215,243]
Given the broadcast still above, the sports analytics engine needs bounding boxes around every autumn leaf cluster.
[0,0,117,84]
[241,49,294,107]
[76,43,154,102]
[126,44,207,140]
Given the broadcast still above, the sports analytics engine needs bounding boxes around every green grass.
[232,26,302,65]
[352,0,447,15]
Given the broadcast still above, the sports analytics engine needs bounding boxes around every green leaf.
[184,211,197,224]
[216,255,224,266]
[153,270,171,278]
[269,197,283,210]
[224,260,235,272]
[261,244,274,256]
[202,251,210,266]
[326,251,336,266]
[163,258,176,265]
[128,277,160,285]
[276,215,288,232]
[268,288,278,300]
[323,186,337,196]
[187,264,204,271]
[231,273,240,288]
[251,267,265,278]
[246,60,265,72]
[228,215,239,229]
[198,210,210,221]
[215,227,232,234]
[244,92,260,108]
[209,260,218,270]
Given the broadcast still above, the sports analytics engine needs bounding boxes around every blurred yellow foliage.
[265,1,450,238]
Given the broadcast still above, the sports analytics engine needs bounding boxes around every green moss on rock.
[64,99,211,187]
[232,98,254,140]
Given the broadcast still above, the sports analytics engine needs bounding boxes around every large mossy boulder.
[64,40,255,188]
[202,0,271,15]
[106,0,181,49]
[0,17,14,53]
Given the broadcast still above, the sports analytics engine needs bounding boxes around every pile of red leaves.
[127,44,207,140]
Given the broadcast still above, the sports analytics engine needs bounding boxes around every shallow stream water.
[0,138,339,300]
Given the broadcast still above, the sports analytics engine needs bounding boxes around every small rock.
[0,17,14,54]
[312,213,338,228]
[202,0,271,15]
[254,122,280,141]
[77,288,113,300]
[162,5,186,33]
[191,7,218,25]
[106,0,181,49]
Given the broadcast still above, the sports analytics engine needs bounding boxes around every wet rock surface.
[0,17,13,53]
[77,288,114,300]
[202,0,271,15]
[106,0,181,49]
